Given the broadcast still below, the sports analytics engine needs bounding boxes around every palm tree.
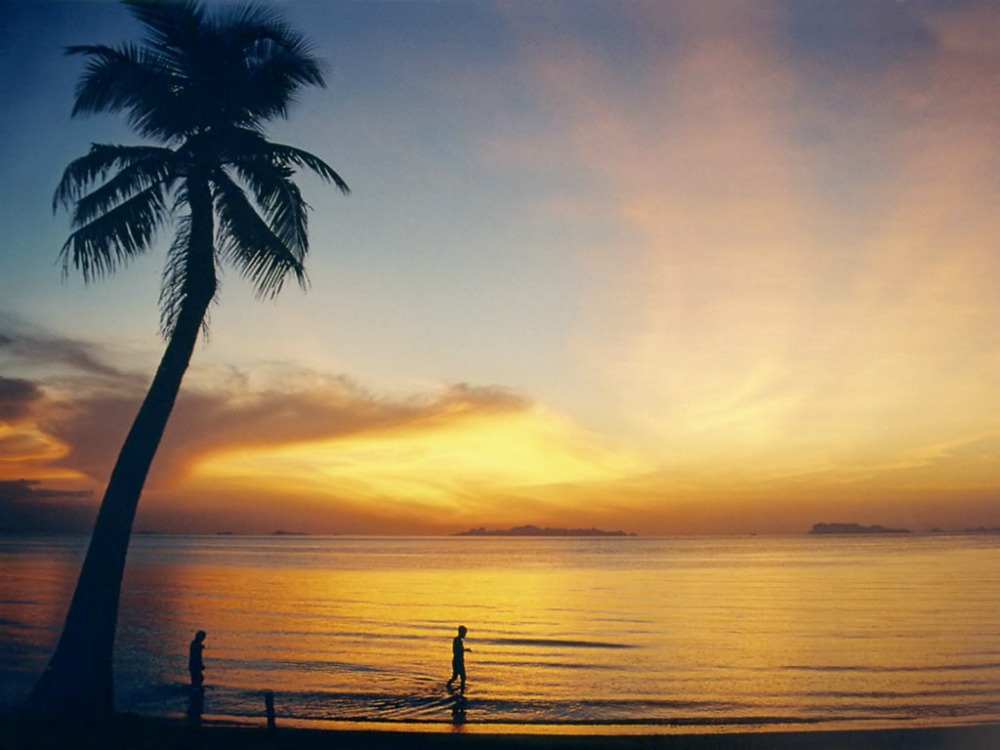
[29,0,347,719]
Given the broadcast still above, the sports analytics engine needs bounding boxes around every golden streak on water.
[3,534,1000,731]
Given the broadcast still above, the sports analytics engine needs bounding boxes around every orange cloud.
[0,374,88,483]
[2,311,996,536]
[2,326,653,533]
[184,389,649,531]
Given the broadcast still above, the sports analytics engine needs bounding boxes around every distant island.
[456,525,635,537]
[809,522,911,535]
[272,530,309,536]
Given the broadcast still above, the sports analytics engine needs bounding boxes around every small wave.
[112,679,1000,730]
[488,637,635,650]
[201,689,760,724]
[273,659,387,675]
[802,688,993,700]
[784,662,1000,673]
[207,691,833,727]
[476,658,615,670]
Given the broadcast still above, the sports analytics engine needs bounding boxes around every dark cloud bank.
[0,479,95,533]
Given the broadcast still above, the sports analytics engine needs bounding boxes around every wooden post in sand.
[264,690,276,733]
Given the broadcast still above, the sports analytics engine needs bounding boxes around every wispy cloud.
[484,1,1000,492]
[0,314,137,381]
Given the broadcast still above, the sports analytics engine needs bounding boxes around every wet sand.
[3,714,1000,750]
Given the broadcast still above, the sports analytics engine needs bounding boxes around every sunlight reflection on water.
[2,534,999,731]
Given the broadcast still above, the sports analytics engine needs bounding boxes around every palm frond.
[69,154,176,227]
[67,44,186,141]
[212,171,308,298]
[228,158,308,255]
[157,182,219,338]
[158,215,199,337]
[124,1,203,54]
[53,144,176,212]
[60,183,168,282]
[241,45,326,123]
[184,5,325,131]
[222,5,326,126]
[210,128,348,194]
[270,143,350,194]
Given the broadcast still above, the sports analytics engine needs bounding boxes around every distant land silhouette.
[809,522,911,535]
[272,530,309,536]
[456,525,635,537]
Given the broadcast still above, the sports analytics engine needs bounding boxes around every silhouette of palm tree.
[30,0,347,719]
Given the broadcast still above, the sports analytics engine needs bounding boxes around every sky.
[0,0,997,536]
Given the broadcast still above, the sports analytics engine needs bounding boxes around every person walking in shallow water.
[189,630,206,689]
[446,625,471,693]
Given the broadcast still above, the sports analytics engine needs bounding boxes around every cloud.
[16,360,528,485]
[0,315,134,380]
[0,478,95,533]
[0,369,85,480]
[181,380,649,531]
[0,318,651,533]
[148,374,540,486]
[1,335,651,533]
[0,319,147,485]
[784,0,937,76]
[1,314,995,535]
[146,371,649,533]
[0,376,43,421]
[485,1,1000,488]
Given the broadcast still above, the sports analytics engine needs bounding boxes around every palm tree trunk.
[29,176,216,721]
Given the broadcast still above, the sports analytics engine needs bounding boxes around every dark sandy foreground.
[3,715,999,750]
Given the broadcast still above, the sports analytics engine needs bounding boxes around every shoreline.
[3,713,1000,750]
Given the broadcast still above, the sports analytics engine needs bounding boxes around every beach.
[3,713,1000,750]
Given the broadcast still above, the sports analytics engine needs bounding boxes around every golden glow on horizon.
[190,405,651,508]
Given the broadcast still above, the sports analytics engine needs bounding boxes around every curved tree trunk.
[29,175,216,721]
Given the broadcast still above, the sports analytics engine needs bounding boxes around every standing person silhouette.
[189,630,207,689]
[446,625,471,693]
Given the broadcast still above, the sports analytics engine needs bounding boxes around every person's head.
[458,625,467,637]
[195,630,206,641]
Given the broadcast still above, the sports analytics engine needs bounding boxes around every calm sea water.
[2,534,999,733]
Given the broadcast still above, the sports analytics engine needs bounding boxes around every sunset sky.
[1,0,997,535]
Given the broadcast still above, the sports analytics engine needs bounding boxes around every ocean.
[2,533,999,734]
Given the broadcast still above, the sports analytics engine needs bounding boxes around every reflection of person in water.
[451,692,467,728]
[446,625,471,693]
[189,630,207,689]
[186,686,204,725]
